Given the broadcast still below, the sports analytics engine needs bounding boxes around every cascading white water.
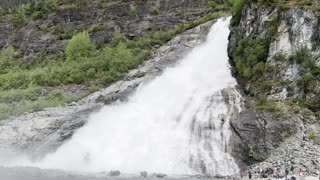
[34,17,241,175]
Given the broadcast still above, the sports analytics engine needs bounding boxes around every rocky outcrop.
[230,109,299,167]
[0,0,208,58]
[228,2,320,171]
[0,21,215,159]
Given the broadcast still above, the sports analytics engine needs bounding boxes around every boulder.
[108,170,120,176]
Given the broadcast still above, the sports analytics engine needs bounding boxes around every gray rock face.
[228,2,320,171]
[0,20,215,159]
[230,109,299,167]
[269,8,319,57]
[229,3,319,83]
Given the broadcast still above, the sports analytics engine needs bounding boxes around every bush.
[233,36,268,80]
[256,94,280,113]
[0,46,20,74]
[208,0,219,8]
[232,0,246,25]
[306,93,320,112]
[309,131,316,141]
[273,52,287,62]
[150,6,160,15]
[129,4,137,15]
[11,5,28,27]
[297,73,317,94]
[65,31,95,62]
[293,47,311,64]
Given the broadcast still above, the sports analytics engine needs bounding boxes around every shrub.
[306,93,320,112]
[273,52,287,62]
[0,46,20,74]
[208,0,219,8]
[88,23,104,33]
[129,4,137,15]
[297,73,317,94]
[232,0,246,25]
[309,131,316,141]
[293,47,311,64]
[110,32,127,47]
[233,36,268,80]
[150,6,160,15]
[65,31,95,62]
[256,94,280,113]
[11,5,28,27]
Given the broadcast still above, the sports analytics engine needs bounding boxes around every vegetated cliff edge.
[228,1,320,175]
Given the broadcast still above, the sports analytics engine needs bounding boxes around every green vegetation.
[273,52,287,62]
[232,0,246,25]
[3,0,90,27]
[0,89,82,120]
[256,94,280,114]
[232,36,283,114]
[231,11,282,114]
[292,47,312,64]
[233,37,268,80]
[65,31,94,62]
[208,0,235,11]
[149,6,160,15]
[129,4,137,15]
[309,130,316,141]
[297,73,317,94]
[290,48,320,114]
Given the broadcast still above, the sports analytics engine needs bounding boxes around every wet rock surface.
[0,20,215,159]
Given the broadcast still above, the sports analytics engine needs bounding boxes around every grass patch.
[309,130,316,141]
[256,94,281,114]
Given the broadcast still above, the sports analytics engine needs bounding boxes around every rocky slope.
[228,1,320,175]
[0,0,207,59]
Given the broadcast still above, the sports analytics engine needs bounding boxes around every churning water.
[7,17,242,176]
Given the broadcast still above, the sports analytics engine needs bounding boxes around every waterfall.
[34,17,241,176]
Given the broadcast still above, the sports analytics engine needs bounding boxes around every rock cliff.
[228,1,320,175]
